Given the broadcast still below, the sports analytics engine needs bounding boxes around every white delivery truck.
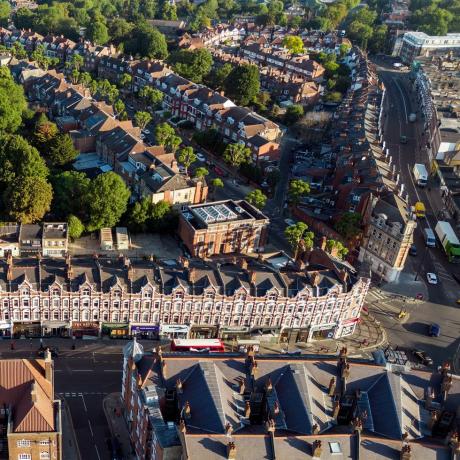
[413,163,428,187]
[435,221,460,263]
[424,228,436,247]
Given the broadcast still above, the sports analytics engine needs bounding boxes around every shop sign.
[221,326,249,332]
[312,324,336,332]
[72,322,99,329]
[131,325,160,333]
[160,324,189,334]
[102,323,128,329]
[0,322,11,330]
[341,318,359,326]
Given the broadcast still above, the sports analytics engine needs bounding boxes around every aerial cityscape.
[0,0,458,458]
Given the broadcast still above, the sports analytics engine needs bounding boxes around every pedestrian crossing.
[431,259,453,282]
[366,290,388,302]
[57,392,108,398]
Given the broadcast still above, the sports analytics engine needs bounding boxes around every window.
[40,453,50,460]
[17,440,31,448]
[18,455,31,460]
[39,440,50,446]
[329,442,341,454]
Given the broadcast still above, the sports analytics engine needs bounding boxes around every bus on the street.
[170,338,225,353]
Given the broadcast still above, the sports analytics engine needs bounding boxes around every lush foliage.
[169,49,213,83]
[245,189,267,209]
[284,222,314,257]
[224,65,260,106]
[289,179,310,204]
[223,143,252,169]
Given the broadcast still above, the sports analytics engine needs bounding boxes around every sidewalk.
[60,398,81,460]
[103,393,136,460]
[225,312,386,356]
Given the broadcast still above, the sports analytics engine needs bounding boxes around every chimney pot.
[31,382,37,403]
[244,401,251,418]
[332,400,340,419]
[176,378,183,394]
[400,444,411,460]
[227,441,236,460]
[312,440,322,458]
[184,401,191,419]
[248,270,257,285]
[238,258,248,270]
[179,418,186,433]
[188,267,196,284]
[328,377,336,396]
[238,379,246,395]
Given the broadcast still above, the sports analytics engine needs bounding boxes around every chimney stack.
[6,250,13,266]
[184,401,191,419]
[248,270,257,285]
[312,440,322,458]
[351,416,363,433]
[44,349,53,383]
[176,378,183,394]
[310,271,320,287]
[127,264,134,282]
[238,258,248,270]
[31,382,37,403]
[227,441,236,460]
[320,236,327,251]
[428,410,438,430]
[312,424,320,435]
[328,377,336,396]
[441,375,453,401]
[332,400,340,419]
[244,401,251,418]
[181,256,190,268]
[266,418,276,433]
[225,422,233,436]
[188,267,196,284]
[400,444,411,460]
[425,388,434,409]
[238,378,246,395]
[179,419,186,433]
[266,378,273,394]
[272,401,280,416]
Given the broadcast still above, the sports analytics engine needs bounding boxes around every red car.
[214,166,226,177]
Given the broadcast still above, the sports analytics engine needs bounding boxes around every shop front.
[13,321,41,338]
[41,321,71,337]
[309,323,337,341]
[160,324,189,339]
[0,321,11,338]
[250,326,280,343]
[130,324,160,340]
[190,325,218,339]
[101,322,130,339]
[337,318,360,338]
[280,327,310,344]
[71,321,100,338]
[219,326,250,341]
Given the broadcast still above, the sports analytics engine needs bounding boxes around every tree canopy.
[282,35,304,54]
[284,222,314,258]
[169,49,213,83]
[224,64,260,106]
[245,189,267,209]
[0,67,28,134]
[223,143,252,169]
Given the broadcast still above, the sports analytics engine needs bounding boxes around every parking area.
[69,233,182,259]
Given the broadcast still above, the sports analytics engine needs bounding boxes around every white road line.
[94,445,101,460]
[81,394,87,412]
[103,369,121,372]
[393,78,408,124]
[72,369,93,372]
[88,419,94,437]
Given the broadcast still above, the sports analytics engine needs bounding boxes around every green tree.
[68,214,85,240]
[334,212,362,239]
[0,1,11,27]
[368,24,388,54]
[166,135,181,153]
[284,104,304,125]
[34,114,58,146]
[0,67,28,133]
[224,64,260,106]
[289,179,310,204]
[245,189,267,209]
[14,7,35,29]
[282,35,304,54]
[128,198,151,233]
[87,21,109,45]
[324,91,342,103]
[326,239,349,259]
[119,73,132,91]
[4,176,53,223]
[51,171,90,219]
[284,222,314,258]
[339,43,351,57]
[134,111,152,131]
[86,172,131,231]
[410,5,453,35]
[124,23,168,59]
[160,1,178,19]
[114,99,126,116]
[223,143,252,169]
[206,63,232,90]
[11,42,27,60]
[0,134,48,185]
[177,146,197,175]
[347,20,373,49]
[139,86,164,109]
[194,166,209,178]
[169,49,213,83]
[210,177,224,197]
[47,133,78,166]
[154,122,176,146]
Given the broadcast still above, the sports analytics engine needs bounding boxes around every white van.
[424,228,436,247]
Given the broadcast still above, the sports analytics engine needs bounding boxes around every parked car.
[412,349,433,366]
[428,323,441,337]
[214,166,227,177]
[426,272,438,285]
[284,218,296,226]
[196,152,206,162]
[409,244,417,256]
[143,129,150,135]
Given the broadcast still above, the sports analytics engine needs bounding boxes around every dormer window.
[144,290,152,298]
[113,289,121,297]
[52,288,60,296]
[21,289,29,296]
[82,288,90,296]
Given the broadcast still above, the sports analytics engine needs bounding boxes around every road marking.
[103,369,121,372]
[81,394,87,412]
[393,78,408,124]
[88,419,94,437]
[72,369,93,372]
[94,445,101,460]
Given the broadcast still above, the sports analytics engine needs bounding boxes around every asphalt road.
[0,338,157,460]
[377,64,460,306]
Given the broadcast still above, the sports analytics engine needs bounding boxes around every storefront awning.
[0,323,11,330]
[42,321,69,328]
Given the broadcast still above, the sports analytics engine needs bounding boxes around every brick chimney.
[328,377,336,396]
[31,382,37,403]
[238,378,245,395]
[6,250,13,266]
[332,400,340,419]
[351,416,363,433]
[428,410,438,430]
[238,258,248,270]
[176,378,183,394]
[225,422,233,436]
[400,444,411,460]
[312,440,322,458]
[339,269,348,284]
[227,441,236,460]
[266,378,273,394]
[184,401,191,419]
[312,424,320,435]
[136,372,143,388]
[272,401,280,416]
[127,264,134,282]
[441,375,453,401]
[248,270,257,285]
[320,236,327,250]
[188,267,196,284]
[310,271,320,287]
[425,388,434,409]
[179,419,186,433]
[244,401,251,418]
[181,256,190,268]
[44,349,53,383]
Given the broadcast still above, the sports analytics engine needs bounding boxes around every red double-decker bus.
[170,338,225,353]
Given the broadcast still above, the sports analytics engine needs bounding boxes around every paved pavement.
[61,398,81,460]
[103,393,136,460]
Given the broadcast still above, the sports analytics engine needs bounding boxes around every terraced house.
[0,248,369,343]
[121,343,460,460]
